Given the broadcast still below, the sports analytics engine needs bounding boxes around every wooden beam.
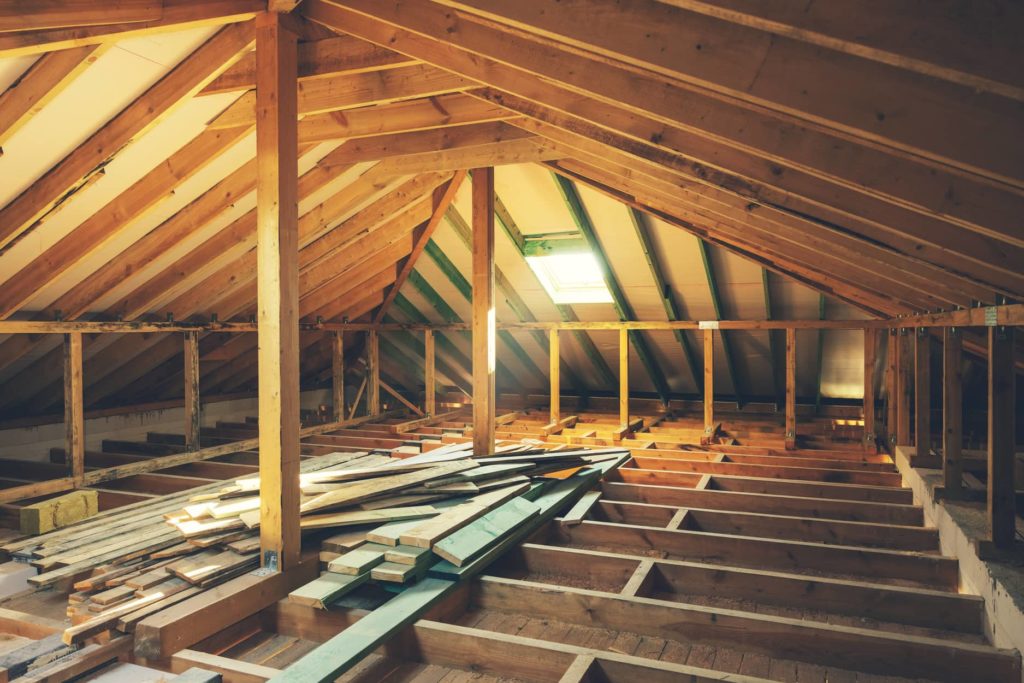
[0,45,102,146]
[988,325,1016,549]
[472,166,496,456]
[942,326,963,498]
[785,327,796,450]
[914,327,932,461]
[63,332,84,485]
[423,329,435,415]
[863,328,877,452]
[375,171,466,323]
[697,239,741,406]
[255,10,300,571]
[703,328,713,436]
[549,329,560,424]
[183,331,200,452]
[0,20,255,252]
[331,331,344,421]
[0,0,162,32]
[619,327,629,427]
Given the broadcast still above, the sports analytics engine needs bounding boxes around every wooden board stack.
[286,444,630,609]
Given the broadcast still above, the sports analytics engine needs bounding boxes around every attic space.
[0,2,1021,682]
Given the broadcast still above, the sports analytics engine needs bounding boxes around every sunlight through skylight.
[526,252,613,304]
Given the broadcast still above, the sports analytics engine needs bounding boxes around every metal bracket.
[256,550,279,575]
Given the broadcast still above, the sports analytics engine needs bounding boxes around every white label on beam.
[698,321,719,330]
[984,307,998,326]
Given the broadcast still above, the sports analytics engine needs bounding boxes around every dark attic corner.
[0,1,1021,682]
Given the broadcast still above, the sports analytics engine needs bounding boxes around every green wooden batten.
[422,239,550,389]
[552,172,672,405]
[697,238,744,408]
[390,293,474,394]
[628,207,701,394]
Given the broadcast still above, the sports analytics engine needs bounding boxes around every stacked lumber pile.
[0,452,370,647]
[286,444,630,609]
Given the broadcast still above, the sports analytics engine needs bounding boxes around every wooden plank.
[431,496,540,568]
[170,649,279,683]
[560,490,600,526]
[784,327,796,449]
[332,332,344,421]
[914,327,932,460]
[550,328,560,424]
[63,332,84,484]
[703,328,713,437]
[472,166,496,456]
[184,331,200,452]
[619,327,629,427]
[988,325,1016,548]
[424,329,436,416]
[327,543,388,575]
[885,329,898,446]
[300,460,476,513]
[942,326,964,498]
[256,10,300,571]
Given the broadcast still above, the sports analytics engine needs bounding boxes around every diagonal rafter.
[375,170,467,323]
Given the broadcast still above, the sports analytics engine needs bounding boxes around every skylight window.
[524,237,613,304]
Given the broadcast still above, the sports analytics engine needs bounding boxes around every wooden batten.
[332,332,345,421]
[63,332,84,484]
[702,328,713,437]
[619,327,629,427]
[784,328,796,450]
[472,167,496,456]
[255,10,300,570]
[367,330,380,416]
[885,329,898,447]
[183,331,200,452]
[424,329,436,416]
[896,329,913,446]
[549,329,560,424]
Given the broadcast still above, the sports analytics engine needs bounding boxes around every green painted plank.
[553,173,671,404]
[431,496,540,567]
[267,577,458,683]
[288,571,369,610]
[327,543,390,575]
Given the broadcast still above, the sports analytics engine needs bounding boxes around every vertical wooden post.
[988,325,1016,548]
[63,332,84,485]
[367,330,380,416]
[942,326,963,498]
[619,327,629,427]
[703,328,714,437]
[472,167,496,456]
[255,10,299,571]
[331,331,344,421]
[885,329,898,447]
[785,327,796,450]
[424,329,435,416]
[549,328,560,424]
[863,328,876,452]
[914,327,932,462]
[896,329,913,446]
[184,331,200,451]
